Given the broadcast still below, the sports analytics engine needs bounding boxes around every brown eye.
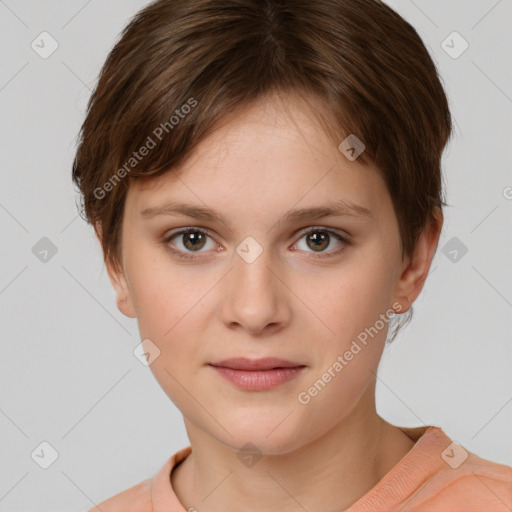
[294,228,347,258]
[165,228,216,256]
[182,231,207,251]
[305,231,330,252]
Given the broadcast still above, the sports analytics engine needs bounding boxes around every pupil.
[185,232,205,250]
[182,231,330,252]
[309,232,328,251]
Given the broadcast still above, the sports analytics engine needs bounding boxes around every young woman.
[72,0,512,510]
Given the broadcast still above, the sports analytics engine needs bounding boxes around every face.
[106,93,439,454]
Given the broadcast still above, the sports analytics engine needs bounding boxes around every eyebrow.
[140,199,373,226]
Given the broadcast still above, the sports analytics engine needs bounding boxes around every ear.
[95,222,136,319]
[392,208,443,314]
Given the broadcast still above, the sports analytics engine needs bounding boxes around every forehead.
[124,93,389,224]
[141,93,338,182]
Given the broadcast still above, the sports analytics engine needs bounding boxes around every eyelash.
[162,226,349,261]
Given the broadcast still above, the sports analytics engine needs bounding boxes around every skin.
[101,92,442,512]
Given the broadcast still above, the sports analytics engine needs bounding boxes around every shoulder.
[87,478,153,512]
[414,451,512,511]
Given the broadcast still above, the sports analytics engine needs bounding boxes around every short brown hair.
[72,0,453,340]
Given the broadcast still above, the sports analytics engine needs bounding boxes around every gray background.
[0,0,511,510]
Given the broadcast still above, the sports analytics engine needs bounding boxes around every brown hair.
[71,0,453,341]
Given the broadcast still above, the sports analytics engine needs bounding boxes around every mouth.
[208,357,306,371]
[208,358,307,391]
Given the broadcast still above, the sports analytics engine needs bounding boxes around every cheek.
[304,261,393,399]
[314,263,392,336]
[130,279,173,339]
[126,247,190,334]
[297,361,376,444]
[127,258,209,364]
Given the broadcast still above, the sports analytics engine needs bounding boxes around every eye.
[163,226,349,260]
[293,227,348,258]
[164,227,217,259]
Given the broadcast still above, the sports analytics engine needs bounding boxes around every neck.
[171,385,415,512]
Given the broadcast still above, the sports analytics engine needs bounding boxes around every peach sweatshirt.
[89,425,512,511]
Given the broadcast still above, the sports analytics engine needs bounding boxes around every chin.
[214,412,311,456]
[219,432,305,458]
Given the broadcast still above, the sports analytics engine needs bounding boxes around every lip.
[208,358,307,391]
[209,357,305,371]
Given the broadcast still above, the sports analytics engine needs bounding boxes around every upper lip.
[209,357,305,371]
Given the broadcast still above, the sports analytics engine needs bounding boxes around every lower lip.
[210,365,306,391]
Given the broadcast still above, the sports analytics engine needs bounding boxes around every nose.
[218,246,291,335]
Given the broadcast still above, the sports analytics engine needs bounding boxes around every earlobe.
[392,295,412,315]
[392,208,443,313]
[96,222,137,319]
[105,258,137,319]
